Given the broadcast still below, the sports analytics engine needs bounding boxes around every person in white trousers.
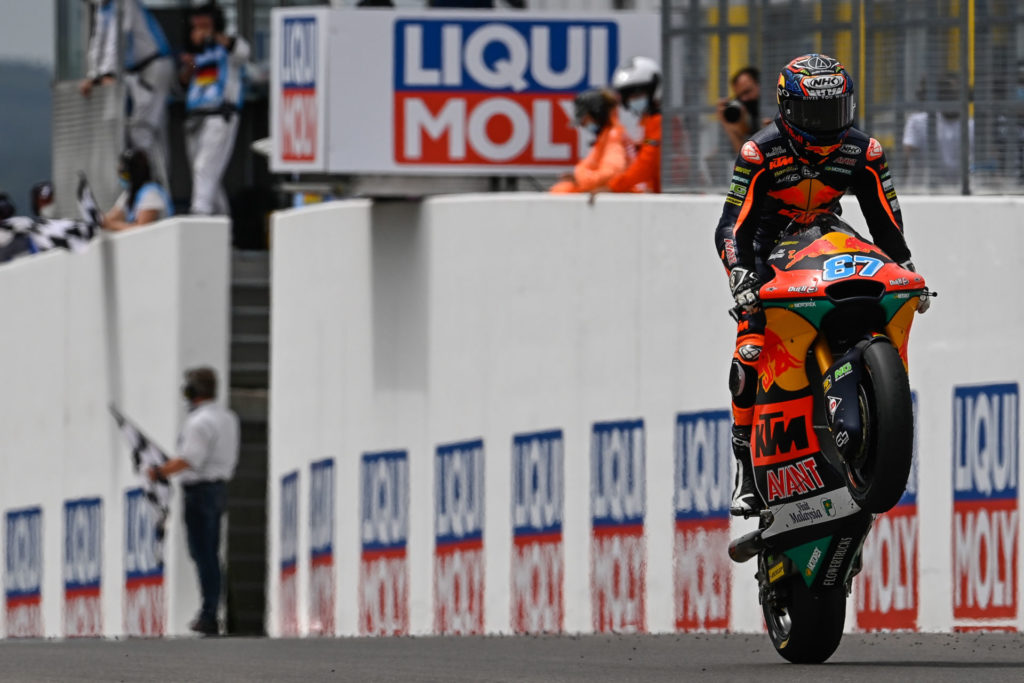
[180,2,249,216]
[80,0,175,187]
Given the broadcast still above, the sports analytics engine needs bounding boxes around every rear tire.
[843,340,914,513]
[763,577,846,664]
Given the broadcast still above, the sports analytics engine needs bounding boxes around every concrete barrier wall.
[0,218,230,638]
[269,193,1022,636]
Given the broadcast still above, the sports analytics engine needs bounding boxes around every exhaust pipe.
[729,529,764,563]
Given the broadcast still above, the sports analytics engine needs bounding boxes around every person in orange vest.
[609,57,662,193]
[550,88,626,194]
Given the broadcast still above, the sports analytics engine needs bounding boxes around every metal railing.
[661,0,1024,195]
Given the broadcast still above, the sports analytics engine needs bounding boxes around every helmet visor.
[781,94,855,133]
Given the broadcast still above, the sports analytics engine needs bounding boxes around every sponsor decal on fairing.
[952,383,1019,630]
[360,450,409,636]
[673,411,731,632]
[435,439,485,635]
[591,419,645,633]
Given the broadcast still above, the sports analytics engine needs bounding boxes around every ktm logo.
[769,156,794,169]
[754,412,808,460]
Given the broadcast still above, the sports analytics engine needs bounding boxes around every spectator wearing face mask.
[104,147,174,231]
[609,56,662,193]
[549,88,627,194]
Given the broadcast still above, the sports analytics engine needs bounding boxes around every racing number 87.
[822,254,883,282]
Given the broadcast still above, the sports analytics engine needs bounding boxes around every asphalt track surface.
[1,633,1023,682]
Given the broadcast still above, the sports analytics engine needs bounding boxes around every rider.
[714,53,929,516]
[609,56,662,193]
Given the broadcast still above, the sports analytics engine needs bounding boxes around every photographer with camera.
[717,66,762,154]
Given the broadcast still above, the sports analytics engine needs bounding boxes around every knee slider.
[729,359,758,406]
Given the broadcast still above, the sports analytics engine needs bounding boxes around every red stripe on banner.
[592,523,643,538]
[65,586,101,600]
[5,595,41,608]
[362,546,407,561]
[125,575,163,590]
[311,553,334,568]
[513,531,562,546]
[436,538,484,554]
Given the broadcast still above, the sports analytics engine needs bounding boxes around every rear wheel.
[763,576,846,664]
[843,340,914,513]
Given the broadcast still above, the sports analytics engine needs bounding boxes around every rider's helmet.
[572,88,618,132]
[777,53,856,158]
[611,56,662,117]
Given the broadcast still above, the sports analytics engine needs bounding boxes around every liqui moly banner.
[856,394,919,632]
[591,419,645,634]
[673,411,731,632]
[271,11,328,171]
[270,9,658,174]
[511,430,564,634]
[124,489,164,637]
[952,383,1019,630]
[309,458,335,636]
[5,507,43,638]
[64,498,102,637]
[280,471,299,636]
[434,438,485,635]
[360,450,409,636]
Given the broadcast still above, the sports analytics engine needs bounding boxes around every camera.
[723,99,745,123]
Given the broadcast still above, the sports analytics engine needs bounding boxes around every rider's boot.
[730,424,764,517]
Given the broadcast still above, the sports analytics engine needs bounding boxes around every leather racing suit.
[713,117,913,441]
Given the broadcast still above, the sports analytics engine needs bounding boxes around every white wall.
[269,193,1024,636]
[0,217,230,638]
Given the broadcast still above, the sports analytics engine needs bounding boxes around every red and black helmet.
[777,54,856,153]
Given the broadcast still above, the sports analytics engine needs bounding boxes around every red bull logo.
[784,233,879,269]
[767,179,844,224]
[759,327,803,392]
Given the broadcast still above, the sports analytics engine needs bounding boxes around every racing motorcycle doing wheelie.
[728,214,934,663]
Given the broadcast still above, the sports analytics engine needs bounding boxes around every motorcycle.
[728,214,933,663]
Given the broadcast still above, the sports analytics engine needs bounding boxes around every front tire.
[843,340,914,513]
[763,576,846,664]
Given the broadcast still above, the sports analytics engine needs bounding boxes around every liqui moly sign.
[64,498,102,637]
[952,383,1019,629]
[511,430,564,634]
[309,458,335,636]
[360,450,409,636]
[434,439,485,635]
[5,507,43,638]
[591,419,645,634]
[124,489,164,636]
[279,472,299,636]
[673,411,731,632]
[394,19,615,167]
[856,393,919,632]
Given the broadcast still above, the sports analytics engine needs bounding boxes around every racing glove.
[729,267,762,313]
[899,259,931,314]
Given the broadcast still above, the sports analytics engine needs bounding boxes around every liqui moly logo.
[857,393,919,631]
[280,16,319,162]
[64,498,102,637]
[435,439,485,635]
[394,19,617,166]
[5,507,43,638]
[952,383,1019,627]
[360,450,409,636]
[279,472,299,636]
[673,411,731,632]
[511,430,564,634]
[309,458,335,635]
[591,419,645,634]
[124,489,164,636]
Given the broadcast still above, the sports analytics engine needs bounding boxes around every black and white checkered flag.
[109,404,171,543]
[0,173,102,258]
